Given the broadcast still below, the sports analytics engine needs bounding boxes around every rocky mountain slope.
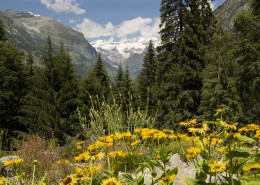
[214,0,249,30]
[0,10,116,76]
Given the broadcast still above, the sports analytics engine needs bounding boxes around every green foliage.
[20,37,79,142]
[156,0,216,128]
[234,12,260,123]
[199,24,243,121]
[0,40,27,131]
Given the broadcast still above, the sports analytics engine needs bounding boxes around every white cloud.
[208,0,216,10]
[41,0,85,15]
[76,18,114,38]
[76,17,160,40]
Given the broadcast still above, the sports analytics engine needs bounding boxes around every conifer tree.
[0,40,27,131]
[20,37,79,142]
[156,0,216,128]
[138,40,156,110]
[233,4,260,123]
[90,54,111,99]
[114,63,125,103]
[199,25,242,121]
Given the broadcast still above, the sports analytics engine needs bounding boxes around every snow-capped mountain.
[91,37,160,68]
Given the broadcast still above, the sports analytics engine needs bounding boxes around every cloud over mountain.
[76,17,160,41]
[40,0,85,15]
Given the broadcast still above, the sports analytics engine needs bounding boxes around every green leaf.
[149,159,164,171]
[239,135,256,144]
[137,176,144,185]
[185,178,206,185]
[167,167,178,175]
[227,150,251,158]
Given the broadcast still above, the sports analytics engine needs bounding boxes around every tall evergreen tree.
[233,6,260,123]
[138,40,157,110]
[114,63,125,102]
[199,25,242,121]
[156,0,216,128]
[0,41,27,131]
[20,38,79,142]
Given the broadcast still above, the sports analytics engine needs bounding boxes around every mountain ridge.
[0,9,116,77]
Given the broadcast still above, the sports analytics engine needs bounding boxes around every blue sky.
[0,0,225,42]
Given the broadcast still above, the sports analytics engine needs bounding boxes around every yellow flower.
[208,161,226,173]
[75,165,101,175]
[0,177,8,185]
[131,139,141,147]
[220,121,237,130]
[76,141,85,145]
[57,159,70,165]
[214,107,227,116]
[217,147,228,154]
[108,150,127,158]
[187,147,201,159]
[114,132,135,140]
[225,132,241,139]
[101,177,122,185]
[203,137,223,145]
[180,119,197,127]
[162,129,174,135]
[243,163,260,172]
[158,174,176,184]
[61,176,76,185]
[75,151,104,162]
[4,158,23,167]
[98,135,114,147]
[239,124,260,133]
[255,130,260,140]
[188,123,209,134]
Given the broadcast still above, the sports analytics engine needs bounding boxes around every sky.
[0,0,226,42]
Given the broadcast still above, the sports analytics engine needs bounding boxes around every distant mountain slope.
[0,10,116,76]
[214,0,250,30]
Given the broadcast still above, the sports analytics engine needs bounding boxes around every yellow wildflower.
[108,150,127,158]
[158,174,176,184]
[217,147,228,154]
[225,132,241,139]
[243,163,260,172]
[114,132,135,140]
[0,177,8,185]
[180,119,197,127]
[255,130,260,140]
[75,165,101,175]
[187,147,201,159]
[188,123,209,134]
[209,161,226,173]
[220,121,237,130]
[101,177,122,185]
[4,158,23,167]
[239,124,260,133]
[131,139,141,147]
[57,159,70,165]
[75,151,104,162]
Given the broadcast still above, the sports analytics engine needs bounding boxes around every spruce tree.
[20,38,79,142]
[156,0,216,128]
[0,41,27,131]
[138,40,157,110]
[114,63,125,103]
[199,25,242,121]
[233,6,260,123]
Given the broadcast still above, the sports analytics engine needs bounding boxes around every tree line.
[0,0,259,144]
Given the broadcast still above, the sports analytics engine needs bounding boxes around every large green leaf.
[238,135,256,144]
[227,150,251,158]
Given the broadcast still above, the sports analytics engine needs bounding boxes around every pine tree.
[114,63,125,103]
[156,0,216,128]
[138,40,157,110]
[90,54,111,99]
[20,38,79,142]
[199,25,242,121]
[0,41,27,131]
[233,5,260,123]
